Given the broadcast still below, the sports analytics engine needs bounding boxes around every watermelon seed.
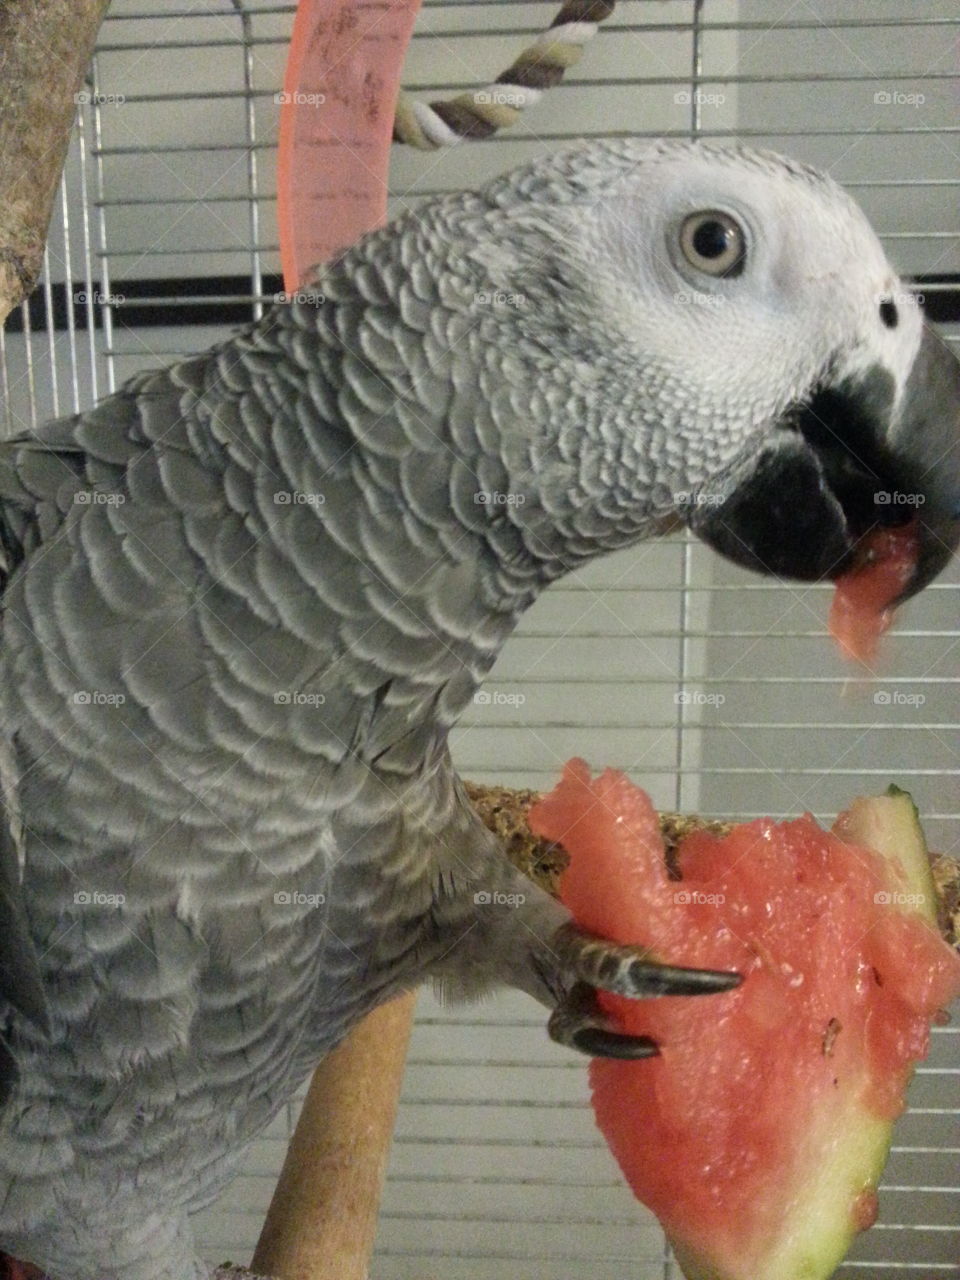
[822,1017,842,1056]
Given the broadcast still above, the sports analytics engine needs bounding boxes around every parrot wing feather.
[0,803,50,1102]
[0,424,92,1106]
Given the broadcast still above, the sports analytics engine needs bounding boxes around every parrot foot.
[543,922,741,1059]
[428,861,740,1060]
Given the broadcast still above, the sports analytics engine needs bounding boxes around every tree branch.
[0,0,110,325]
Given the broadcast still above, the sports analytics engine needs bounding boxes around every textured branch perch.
[465,782,960,947]
[464,780,734,895]
[0,0,110,325]
[465,781,573,894]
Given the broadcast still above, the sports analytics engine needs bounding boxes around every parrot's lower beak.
[687,327,960,601]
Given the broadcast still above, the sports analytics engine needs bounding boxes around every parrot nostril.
[879,298,899,329]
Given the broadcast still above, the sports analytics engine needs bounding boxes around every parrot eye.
[679,211,746,278]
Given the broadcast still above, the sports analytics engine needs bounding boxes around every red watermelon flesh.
[528,761,960,1280]
[829,523,919,664]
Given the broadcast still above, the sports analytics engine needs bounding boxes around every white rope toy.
[393,0,616,149]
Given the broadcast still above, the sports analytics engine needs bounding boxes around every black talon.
[635,962,743,997]
[554,924,742,999]
[542,928,742,1058]
[572,1026,660,1060]
[548,981,661,1060]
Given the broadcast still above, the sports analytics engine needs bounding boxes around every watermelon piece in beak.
[689,329,960,604]
[829,521,919,663]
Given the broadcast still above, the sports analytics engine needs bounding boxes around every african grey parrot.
[0,137,957,1280]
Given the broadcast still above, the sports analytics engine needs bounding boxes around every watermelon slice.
[529,761,960,1280]
[829,523,919,663]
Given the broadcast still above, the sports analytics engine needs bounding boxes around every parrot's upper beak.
[688,327,960,602]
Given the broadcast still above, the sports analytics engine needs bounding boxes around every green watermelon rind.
[669,1104,890,1280]
[835,786,939,929]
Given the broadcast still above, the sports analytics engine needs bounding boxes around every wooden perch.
[0,0,110,325]
[251,993,416,1280]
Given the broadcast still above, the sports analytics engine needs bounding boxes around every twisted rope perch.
[393,0,616,149]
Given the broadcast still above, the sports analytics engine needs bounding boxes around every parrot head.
[452,138,959,600]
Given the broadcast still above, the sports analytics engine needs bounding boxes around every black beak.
[688,327,960,601]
